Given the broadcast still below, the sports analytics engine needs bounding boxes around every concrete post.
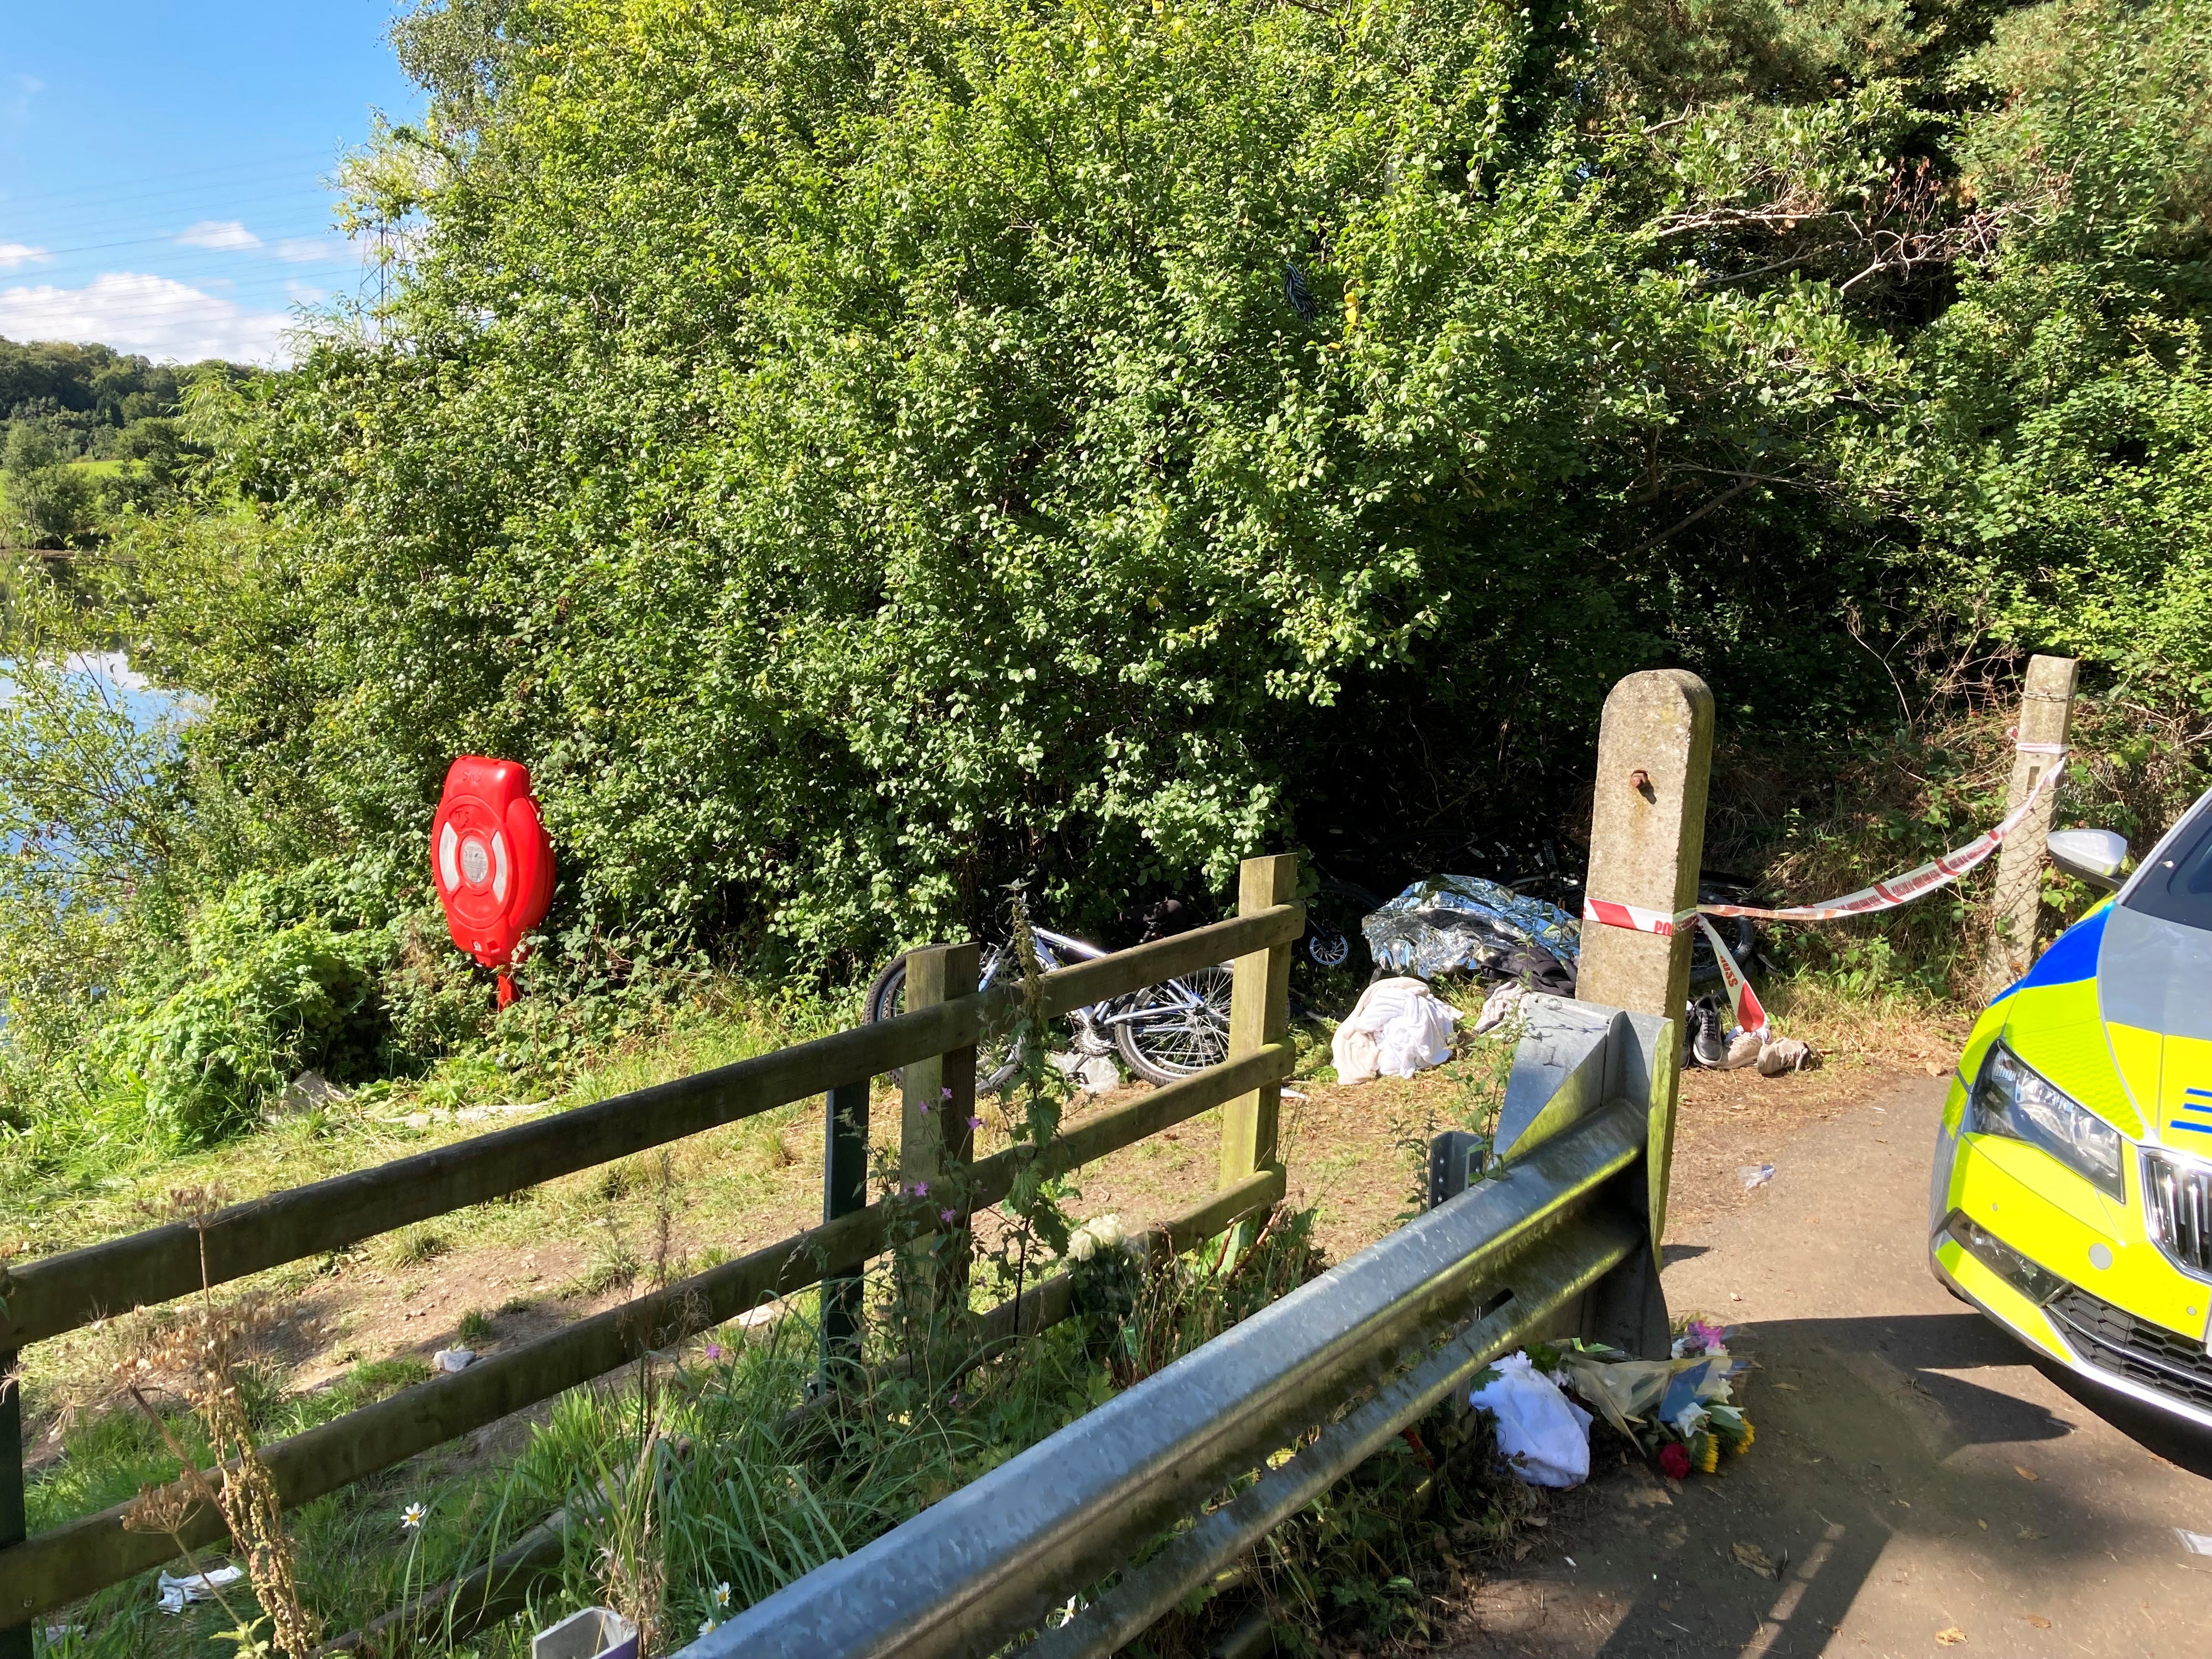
[1573,670,1713,1357]
[1982,655,2078,998]
[1575,670,1717,1024]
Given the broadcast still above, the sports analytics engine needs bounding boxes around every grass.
[27,1202,1328,1658]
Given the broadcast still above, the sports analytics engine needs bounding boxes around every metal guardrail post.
[1,1353,26,1659]
[900,942,979,1324]
[820,1081,870,1387]
[1221,853,1298,1251]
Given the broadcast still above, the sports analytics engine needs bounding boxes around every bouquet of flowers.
[1535,1320,1754,1481]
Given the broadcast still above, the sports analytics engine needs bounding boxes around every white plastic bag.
[156,1566,243,1614]
[1468,1352,1592,1488]
[1331,978,1459,1083]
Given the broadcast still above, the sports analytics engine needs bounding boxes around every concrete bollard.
[1981,654,2077,998]
[1575,670,1717,1021]
[1572,669,1714,1358]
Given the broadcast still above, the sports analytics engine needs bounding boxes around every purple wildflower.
[967,1115,983,1130]
[703,1342,724,1362]
[910,1180,930,1198]
[940,1208,958,1224]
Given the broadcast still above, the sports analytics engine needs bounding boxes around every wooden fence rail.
[0,859,1305,1646]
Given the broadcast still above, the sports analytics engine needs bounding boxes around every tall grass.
[28,1209,1325,1657]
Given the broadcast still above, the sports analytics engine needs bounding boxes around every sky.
[0,3,424,366]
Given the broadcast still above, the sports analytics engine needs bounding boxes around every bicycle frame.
[982,927,1225,1036]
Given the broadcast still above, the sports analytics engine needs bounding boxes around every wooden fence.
[0,854,1305,1654]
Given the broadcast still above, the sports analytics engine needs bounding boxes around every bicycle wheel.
[863,953,1028,1094]
[1112,964,1234,1085]
[1305,919,1351,968]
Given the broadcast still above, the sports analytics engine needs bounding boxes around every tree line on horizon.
[0,337,254,548]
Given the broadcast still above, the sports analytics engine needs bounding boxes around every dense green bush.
[135,0,1956,962]
[122,907,388,1147]
[7,0,2212,1164]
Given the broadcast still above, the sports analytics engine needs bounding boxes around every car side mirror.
[2047,828,2129,892]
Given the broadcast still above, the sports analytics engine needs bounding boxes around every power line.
[0,151,349,215]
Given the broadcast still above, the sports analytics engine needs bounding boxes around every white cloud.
[275,236,346,264]
[62,651,152,693]
[0,273,292,363]
[285,280,327,305]
[176,219,262,252]
[0,242,48,270]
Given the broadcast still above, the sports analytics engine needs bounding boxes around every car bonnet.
[2099,904,2212,1151]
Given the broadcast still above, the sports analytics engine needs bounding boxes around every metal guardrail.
[684,993,1676,1659]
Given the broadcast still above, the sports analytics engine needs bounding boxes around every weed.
[117,1187,317,1656]
[456,1310,494,1344]
[389,1225,450,1268]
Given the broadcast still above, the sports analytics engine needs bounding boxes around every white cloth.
[1331,978,1459,1083]
[1471,980,1526,1036]
[1469,1352,1592,1488]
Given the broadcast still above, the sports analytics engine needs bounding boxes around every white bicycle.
[863,925,1233,1090]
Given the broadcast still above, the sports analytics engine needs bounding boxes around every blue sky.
[0,2,422,364]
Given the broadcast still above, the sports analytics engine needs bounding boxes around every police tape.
[1695,751,2069,924]
[1582,748,2069,1039]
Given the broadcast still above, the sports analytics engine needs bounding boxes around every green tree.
[3,420,98,548]
[140,0,1923,966]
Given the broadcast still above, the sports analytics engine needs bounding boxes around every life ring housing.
[431,755,555,1005]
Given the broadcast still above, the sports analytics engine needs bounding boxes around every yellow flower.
[1695,1434,1719,1474]
[1735,1418,1755,1454]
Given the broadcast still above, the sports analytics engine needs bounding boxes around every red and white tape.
[1697,753,2068,924]
[1581,899,1697,935]
[1582,747,2068,1039]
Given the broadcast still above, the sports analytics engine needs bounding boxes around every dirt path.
[1428,1072,2212,1659]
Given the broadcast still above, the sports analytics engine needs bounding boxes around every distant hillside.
[0,336,255,461]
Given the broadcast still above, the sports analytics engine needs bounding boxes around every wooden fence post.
[819,1081,870,1389]
[1220,854,1298,1252]
[900,943,979,1322]
[1983,654,2078,998]
[0,1354,24,1659]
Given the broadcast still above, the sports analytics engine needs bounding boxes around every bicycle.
[863,925,1233,1091]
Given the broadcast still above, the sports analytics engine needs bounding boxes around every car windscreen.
[2126,800,2212,933]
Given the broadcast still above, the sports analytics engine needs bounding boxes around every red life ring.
[430,756,555,1006]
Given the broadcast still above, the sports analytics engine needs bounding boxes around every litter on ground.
[1739,1164,1776,1190]
[1471,980,1526,1036]
[432,1348,476,1373]
[157,1567,244,1614]
[1469,1352,1592,1489]
[1361,876,1579,989]
[1048,1050,1122,1095]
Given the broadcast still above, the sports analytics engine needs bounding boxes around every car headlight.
[1970,1040,2124,1201]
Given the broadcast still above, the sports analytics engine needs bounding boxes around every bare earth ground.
[1427,1073,2212,1659]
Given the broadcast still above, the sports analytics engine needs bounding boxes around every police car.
[1931,786,2212,1428]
